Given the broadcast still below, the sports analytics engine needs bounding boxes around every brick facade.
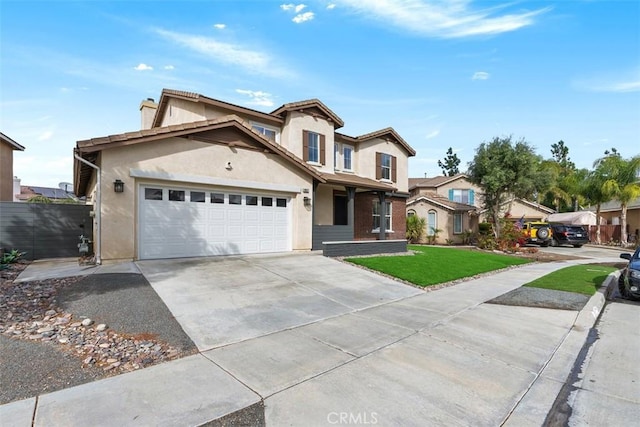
[354,193,407,241]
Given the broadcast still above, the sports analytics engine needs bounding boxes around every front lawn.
[524,264,617,295]
[345,245,531,287]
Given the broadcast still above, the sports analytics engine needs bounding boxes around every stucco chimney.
[12,177,20,202]
[139,98,158,130]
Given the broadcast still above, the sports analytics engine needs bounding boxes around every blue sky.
[1,0,638,188]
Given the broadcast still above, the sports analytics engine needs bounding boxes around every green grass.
[524,264,617,296]
[345,245,532,287]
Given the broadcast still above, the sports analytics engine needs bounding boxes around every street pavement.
[1,249,631,426]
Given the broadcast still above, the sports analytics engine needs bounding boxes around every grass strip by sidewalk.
[524,264,617,296]
[345,245,531,287]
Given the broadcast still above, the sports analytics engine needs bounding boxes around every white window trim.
[250,121,280,144]
[372,200,393,233]
[307,131,320,164]
[334,142,341,171]
[381,153,392,181]
[343,144,354,172]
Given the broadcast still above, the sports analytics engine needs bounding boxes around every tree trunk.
[621,203,628,246]
[596,204,602,245]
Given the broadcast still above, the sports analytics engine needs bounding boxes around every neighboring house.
[407,174,479,243]
[74,89,415,261]
[0,132,25,201]
[479,198,555,223]
[15,185,78,202]
[589,197,640,241]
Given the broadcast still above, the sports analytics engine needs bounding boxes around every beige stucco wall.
[479,200,551,223]
[280,111,336,173]
[407,199,474,243]
[434,179,483,208]
[96,137,313,260]
[0,143,13,201]
[314,185,334,225]
[357,139,409,193]
[158,98,206,126]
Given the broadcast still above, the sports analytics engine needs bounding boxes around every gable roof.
[409,173,468,190]
[271,99,344,128]
[477,198,556,215]
[320,172,397,192]
[355,127,416,156]
[0,132,25,151]
[407,192,476,212]
[151,89,283,129]
[74,115,326,196]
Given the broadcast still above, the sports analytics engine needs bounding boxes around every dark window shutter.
[391,156,397,182]
[320,134,326,165]
[302,130,309,162]
[376,152,382,180]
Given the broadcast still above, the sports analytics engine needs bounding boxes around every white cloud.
[236,89,275,107]
[134,63,153,71]
[164,65,175,70]
[213,23,226,30]
[281,3,306,13]
[425,130,440,139]
[327,3,336,10]
[38,130,53,141]
[335,0,551,38]
[154,28,292,78]
[293,11,315,23]
[573,68,640,93]
[585,80,640,93]
[472,71,490,80]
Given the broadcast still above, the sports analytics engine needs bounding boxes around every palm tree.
[593,154,640,246]
[582,170,610,244]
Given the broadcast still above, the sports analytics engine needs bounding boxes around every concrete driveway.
[137,252,422,351]
[136,252,594,426]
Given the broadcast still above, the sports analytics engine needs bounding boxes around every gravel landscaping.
[0,262,197,405]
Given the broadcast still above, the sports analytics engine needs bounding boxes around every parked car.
[549,224,589,248]
[619,248,640,300]
[522,222,553,247]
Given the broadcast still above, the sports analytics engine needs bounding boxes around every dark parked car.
[619,248,640,300]
[550,224,589,248]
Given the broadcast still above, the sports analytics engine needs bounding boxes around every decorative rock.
[81,318,93,326]
[59,338,68,344]
[96,324,107,332]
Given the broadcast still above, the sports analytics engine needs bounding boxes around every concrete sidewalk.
[1,257,615,426]
[14,258,141,282]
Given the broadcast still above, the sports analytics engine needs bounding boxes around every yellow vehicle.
[522,222,553,247]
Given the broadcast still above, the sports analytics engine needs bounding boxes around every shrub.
[1,249,25,269]
[406,215,426,243]
[478,222,493,235]
[27,195,52,203]
[426,227,443,245]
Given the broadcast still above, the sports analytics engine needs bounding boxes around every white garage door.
[139,185,291,259]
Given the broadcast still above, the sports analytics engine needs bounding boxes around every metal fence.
[0,202,93,260]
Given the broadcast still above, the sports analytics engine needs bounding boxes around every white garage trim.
[130,168,303,194]
[138,183,292,259]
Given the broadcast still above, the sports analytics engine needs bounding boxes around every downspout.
[74,153,101,265]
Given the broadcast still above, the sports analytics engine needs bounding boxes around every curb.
[502,271,617,426]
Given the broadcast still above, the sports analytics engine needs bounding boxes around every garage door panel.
[140,186,291,259]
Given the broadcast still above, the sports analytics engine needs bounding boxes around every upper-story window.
[251,123,278,143]
[334,143,340,170]
[343,145,353,171]
[376,152,396,182]
[303,130,325,165]
[449,189,475,205]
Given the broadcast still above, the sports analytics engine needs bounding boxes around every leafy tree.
[438,147,461,176]
[550,140,575,170]
[467,136,544,237]
[593,151,640,246]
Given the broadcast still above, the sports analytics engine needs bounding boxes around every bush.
[478,222,493,235]
[406,215,426,243]
[1,249,25,269]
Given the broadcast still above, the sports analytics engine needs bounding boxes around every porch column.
[346,186,355,227]
[378,191,386,240]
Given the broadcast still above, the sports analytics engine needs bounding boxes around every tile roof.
[355,127,416,156]
[407,191,476,211]
[271,99,344,128]
[0,132,25,151]
[408,174,467,189]
[320,172,398,192]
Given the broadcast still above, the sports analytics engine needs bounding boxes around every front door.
[334,195,348,225]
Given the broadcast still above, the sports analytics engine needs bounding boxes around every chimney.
[139,98,158,130]
[12,177,20,202]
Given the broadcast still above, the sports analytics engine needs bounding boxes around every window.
[229,194,242,205]
[145,188,163,200]
[334,143,340,169]
[454,213,463,234]
[276,198,287,207]
[343,145,353,171]
[373,200,392,231]
[251,124,278,142]
[246,196,258,206]
[427,210,437,236]
[450,189,474,205]
[169,190,185,202]
[303,130,325,164]
[262,197,273,206]
[376,152,396,181]
[190,191,205,203]
[211,193,224,204]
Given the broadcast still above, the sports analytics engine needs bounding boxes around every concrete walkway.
[1,253,617,426]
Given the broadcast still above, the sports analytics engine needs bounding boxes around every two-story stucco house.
[73,89,415,261]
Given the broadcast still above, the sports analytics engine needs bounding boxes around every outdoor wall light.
[303,196,311,207]
[226,162,233,170]
[113,179,124,193]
